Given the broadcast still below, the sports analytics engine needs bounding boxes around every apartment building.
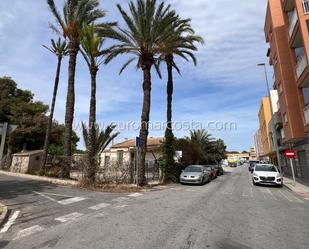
[254,129,264,160]
[258,97,272,160]
[264,0,309,180]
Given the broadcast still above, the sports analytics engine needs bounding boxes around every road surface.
[0,166,309,249]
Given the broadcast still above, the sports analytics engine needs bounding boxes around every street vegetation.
[0,0,227,187]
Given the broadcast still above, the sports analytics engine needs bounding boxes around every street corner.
[0,202,9,230]
[295,192,309,200]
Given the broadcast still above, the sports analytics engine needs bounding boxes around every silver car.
[180,165,210,185]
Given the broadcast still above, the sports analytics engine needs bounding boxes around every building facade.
[258,97,272,160]
[264,0,309,180]
[254,129,264,160]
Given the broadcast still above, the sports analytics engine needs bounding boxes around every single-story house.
[10,150,43,173]
[100,137,164,168]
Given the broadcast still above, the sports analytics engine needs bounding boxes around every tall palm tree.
[47,0,106,178]
[82,123,119,181]
[102,0,177,186]
[158,17,204,182]
[41,38,69,175]
[80,24,107,182]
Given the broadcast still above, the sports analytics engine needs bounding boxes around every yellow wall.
[258,97,272,156]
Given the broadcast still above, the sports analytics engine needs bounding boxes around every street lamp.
[257,63,282,173]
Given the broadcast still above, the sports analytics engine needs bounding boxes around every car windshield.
[255,165,277,172]
[184,166,202,172]
[206,167,212,171]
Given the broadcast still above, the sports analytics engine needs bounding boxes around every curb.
[0,170,79,187]
[0,203,9,230]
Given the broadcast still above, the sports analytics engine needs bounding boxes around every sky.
[0,0,272,152]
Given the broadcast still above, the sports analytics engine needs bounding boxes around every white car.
[251,164,283,187]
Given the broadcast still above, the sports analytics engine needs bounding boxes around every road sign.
[135,136,141,148]
[284,149,296,159]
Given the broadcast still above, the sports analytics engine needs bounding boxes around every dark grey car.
[180,165,210,185]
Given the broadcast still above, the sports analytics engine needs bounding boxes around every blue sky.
[0,0,271,151]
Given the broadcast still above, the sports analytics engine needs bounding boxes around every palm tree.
[157,17,204,181]
[80,24,107,182]
[102,0,177,186]
[82,123,119,182]
[40,38,69,175]
[186,129,214,164]
[47,0,106,178]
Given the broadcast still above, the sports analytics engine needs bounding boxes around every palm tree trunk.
[63,41,79,179]
[41,56,63,174]
[166,58,173,132]
[162,57,175,183]
[87,66,98,183]
[138,65,152,186]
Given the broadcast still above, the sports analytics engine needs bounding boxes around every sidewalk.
[283,177,309,199]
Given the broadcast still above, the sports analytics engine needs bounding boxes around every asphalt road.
[0,166,309,249]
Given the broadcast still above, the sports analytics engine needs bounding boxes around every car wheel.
[200,177,205,185]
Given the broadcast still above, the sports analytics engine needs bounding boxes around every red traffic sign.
[284,149,296,159]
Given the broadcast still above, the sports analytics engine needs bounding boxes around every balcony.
[304,105,309,124]
[303,0,309,14]
[296,53,308,78]
[288,8,298,37]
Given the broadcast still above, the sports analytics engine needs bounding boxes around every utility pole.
[257,63,282,173]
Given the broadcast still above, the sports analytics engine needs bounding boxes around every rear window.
[255,165,277,172]
[184,166,202,172]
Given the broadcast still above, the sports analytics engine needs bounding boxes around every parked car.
[213,164,224,176]
[205,165,217,180]
[249,160,259,172]
[251,164,283,187]
[228,162,237,168]
[180,165,210,185]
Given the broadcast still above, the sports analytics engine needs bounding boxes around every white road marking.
[305,198,309,200]
[34,192,73,198]
[128,193,143,197]
[33,191,58,203]
[266,189,277,200]
[88,203,111,210]
[112,197,130,202]
[259,189,267,200]
[13,225,44,240]
[114,204,128,209]
[0,210,20,233]
[283,191,304,203]
[57,197,86,205]
[278,190,293,202]
[55,212,83,223]
[241,190,248,197]
[33,191,86,205]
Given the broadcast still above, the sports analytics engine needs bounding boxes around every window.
[280,128,285,139]
[117,150,124,165]
[303,87,309,106]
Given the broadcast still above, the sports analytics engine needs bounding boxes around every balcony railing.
[288,8,298,37]
[296,53,308,78]
[304,105,309,124]
[303,0,309,14]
